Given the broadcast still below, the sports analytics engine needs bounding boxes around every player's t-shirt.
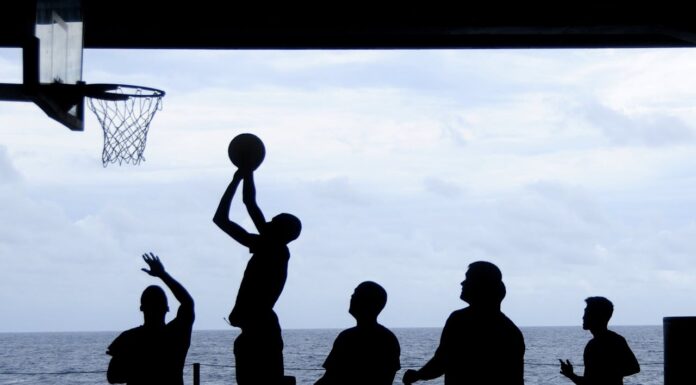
[583,330,640,385]
[229,236,289,328]
[435,307,525,385]
[106,311,193,385]
[321,323,401,385]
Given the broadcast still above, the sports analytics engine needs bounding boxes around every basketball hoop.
[85,84,165,166]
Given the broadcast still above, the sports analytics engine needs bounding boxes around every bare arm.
[403,330,447,384]
[213,171,254,247]
[106,356,127,384]
[403,348,446,384]
[314,372,335,385]
[142,253,194,321]
[621,341,640,377]
[242,172,266,233]
[559,359,586,385]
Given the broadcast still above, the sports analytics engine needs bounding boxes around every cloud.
[0,145,21,183]
[578,100,694,147]
[423,177,464,198]
[308,176,372,206]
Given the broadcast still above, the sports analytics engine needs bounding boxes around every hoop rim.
[84,83,166,100]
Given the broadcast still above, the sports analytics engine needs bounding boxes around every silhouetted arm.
[106,356,127,384]
[404,347,445,383]
[141,253,194,321]
[213,171,255,247]
[559,359,586,385]
[619,339,640,377]
[315,333,342,385]
[242,172,267,233]
[106,334,130,384]
[314,372,336,385]
[403,325,448,384]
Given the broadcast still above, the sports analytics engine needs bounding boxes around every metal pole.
[193,362,200,385]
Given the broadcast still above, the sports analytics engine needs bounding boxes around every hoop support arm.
[0,83,32,101]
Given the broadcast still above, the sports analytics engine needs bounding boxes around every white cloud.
[577,101,694,146]
[423,176,464,198]
[0,145,21,183]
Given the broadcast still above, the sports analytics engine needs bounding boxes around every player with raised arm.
[106,253,194,385]
[213,133,301,385]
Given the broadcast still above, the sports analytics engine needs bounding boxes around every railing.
[0,361,665,384]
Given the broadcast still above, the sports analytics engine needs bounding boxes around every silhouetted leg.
[234,315,285,385]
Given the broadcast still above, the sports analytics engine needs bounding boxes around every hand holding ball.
[228,133,265,171]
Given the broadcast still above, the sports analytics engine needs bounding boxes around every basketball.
[228,133,266,171]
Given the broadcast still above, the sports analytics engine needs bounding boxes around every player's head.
[349,281,388,322]
[269,213,302,243]
[460,261,506,306]
[583,296,613,330]
[140,285,169,318]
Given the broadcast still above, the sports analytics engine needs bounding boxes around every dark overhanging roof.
[3,1,696,49]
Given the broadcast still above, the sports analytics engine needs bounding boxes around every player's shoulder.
[339,324,397,341]
[447,307,473,321]
[118,325,144,339]
[605,329,629,343]
[108,325,144,352]
[370,323,399,342]
[381,325,401,350]
[336,325,361,339]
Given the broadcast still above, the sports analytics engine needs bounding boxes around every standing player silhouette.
[214,134,302,385]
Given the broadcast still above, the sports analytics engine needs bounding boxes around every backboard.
[30,0,84,131]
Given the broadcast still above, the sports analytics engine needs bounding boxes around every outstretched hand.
[559,359,574,378]
[141,252,166,278]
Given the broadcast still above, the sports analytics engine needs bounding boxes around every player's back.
[441,307,525,385]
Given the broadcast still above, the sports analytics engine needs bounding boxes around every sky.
[2,48,696,332]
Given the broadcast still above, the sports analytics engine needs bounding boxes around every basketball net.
[87,86,164,166]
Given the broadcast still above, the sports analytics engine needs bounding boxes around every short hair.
[585,296,614,323]
[466,261,506,304]
[356,281,388,317]
[141,285,168,311]
[273,213,302,242]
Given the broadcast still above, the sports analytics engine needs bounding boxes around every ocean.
[0,326,662,385]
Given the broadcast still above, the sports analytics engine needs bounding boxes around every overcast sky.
[2,48,696,332]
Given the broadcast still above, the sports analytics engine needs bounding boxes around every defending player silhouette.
[106,253,194,385]
[214,133,301,385]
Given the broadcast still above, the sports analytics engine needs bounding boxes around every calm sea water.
[0,326,662,385]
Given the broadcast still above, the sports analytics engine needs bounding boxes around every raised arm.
[141,253,194,321]
[242,172,266,233]
[213,171,254,247]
